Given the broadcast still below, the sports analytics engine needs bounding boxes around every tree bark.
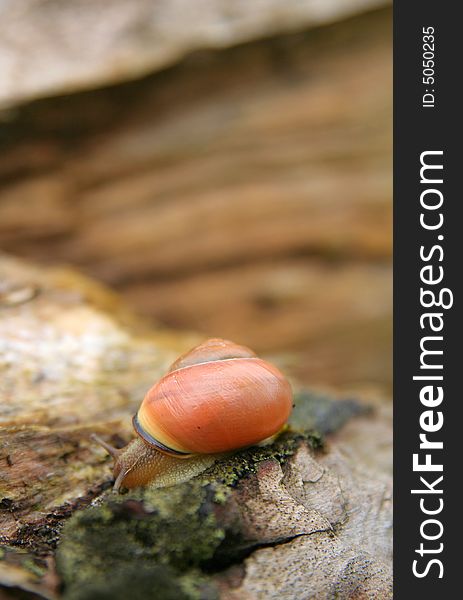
[0,255,391,599]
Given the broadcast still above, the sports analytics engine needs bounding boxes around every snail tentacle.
[93,338,292,491]
[92,434,121,460]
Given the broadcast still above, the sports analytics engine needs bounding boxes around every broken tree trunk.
[0,254,391,599]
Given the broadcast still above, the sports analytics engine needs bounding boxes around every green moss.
[63,564,193,600]
[57,431,313,599]
[57,477,225,599]
[290,389,369,435]
[57,389,366,599]
[63,565,218,600]
[200,430,321,490]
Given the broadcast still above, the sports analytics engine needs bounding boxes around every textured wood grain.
[0,254,196,541]
[219,448,392,599]
[0,8,392,392]
[0,255,392,599]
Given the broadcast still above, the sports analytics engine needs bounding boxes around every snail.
[94,338,293,491]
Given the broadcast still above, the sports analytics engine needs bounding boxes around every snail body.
[95,338,293,491]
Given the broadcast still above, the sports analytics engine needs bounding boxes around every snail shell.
[95,338,293,490]
[135,338,292,456]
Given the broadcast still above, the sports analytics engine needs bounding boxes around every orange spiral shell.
[134,339,293,455]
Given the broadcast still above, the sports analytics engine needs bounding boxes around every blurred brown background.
[0,0,391,396]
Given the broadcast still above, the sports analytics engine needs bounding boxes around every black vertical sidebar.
[394,2,460,597]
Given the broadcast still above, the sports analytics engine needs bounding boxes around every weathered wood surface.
[0,255,392,599]
[0,254,196,538]
[0,0,389,108]
[0,8,392,392]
